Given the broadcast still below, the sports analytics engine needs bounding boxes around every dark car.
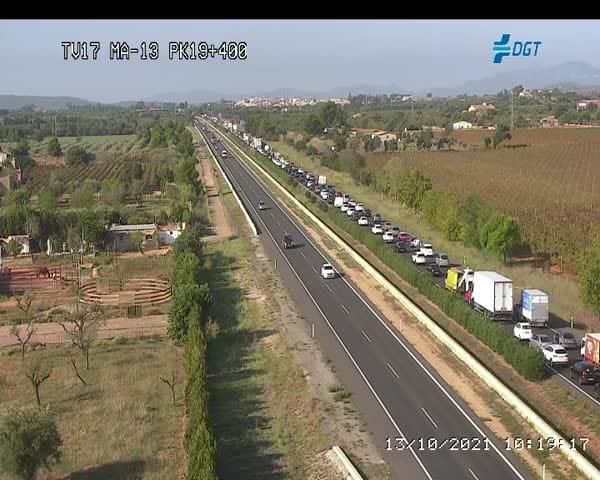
[364,209,372,218]
[372,213,382,223]
[426,265,443,277]
[394,241,410,253]
[569,361,600,385]
[327,196,335,205]
[556,331,578,350]
[283,234,295,249]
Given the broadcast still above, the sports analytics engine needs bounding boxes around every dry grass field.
[369,127,600,266]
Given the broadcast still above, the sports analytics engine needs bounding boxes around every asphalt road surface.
[197,121,532,480]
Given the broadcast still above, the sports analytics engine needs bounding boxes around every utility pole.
[511,90,515,131]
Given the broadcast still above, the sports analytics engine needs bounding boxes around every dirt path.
[0,314,168,348]
[197,149,233,243]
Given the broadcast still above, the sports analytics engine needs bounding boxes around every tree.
[483,137,492,149]
[577,238,600,320]
[65,145,93,166]
[10,296,35,359]
[0,407,62,480]
[130,179,145,207]
[37,187,58,211]
[7,239,23,258]
[46,138,62,157]
[13,139,30,157]
[5,188,31,208]
[159,371,177,406]
[60,306,106,369]
[25,358,52,407]
[100,178,127,207]
[493,124,512,148]
[303,114,323,136]
[479,213,521,264]
[71,184,95,209]
[173,225,205,258]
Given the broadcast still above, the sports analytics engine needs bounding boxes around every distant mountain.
[425,62,600,97]
[0,95,92,110]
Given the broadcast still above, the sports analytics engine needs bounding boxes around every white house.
[0,235,31,255]
[453,121,473,130]
[158,223,186,245]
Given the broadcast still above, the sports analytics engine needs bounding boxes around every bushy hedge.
[168,187,216,479]
[223,130,545,382]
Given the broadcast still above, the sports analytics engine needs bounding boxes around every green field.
[0,337,184,480]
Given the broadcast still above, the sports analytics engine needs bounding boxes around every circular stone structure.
[79,277,172,307]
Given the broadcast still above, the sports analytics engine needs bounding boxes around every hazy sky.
[1,20,599,102]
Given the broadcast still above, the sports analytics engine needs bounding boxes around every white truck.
[465,271,513,320]
[517,289,549,327]
[318,175,327,185]
[581,333,600,367]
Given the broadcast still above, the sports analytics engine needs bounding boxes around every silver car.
[530,334,553,351]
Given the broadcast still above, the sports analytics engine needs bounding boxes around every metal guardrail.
[214,123,600,480]
[327,446,364,480]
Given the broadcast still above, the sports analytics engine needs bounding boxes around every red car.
[397,232,411,242]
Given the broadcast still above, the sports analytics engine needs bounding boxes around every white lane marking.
[312,266,318,274]
[211,144,434,480]
[276,221,280,226]
[361,330,372,343]
[214,133,526,480]
[300,252,306,259]
[325,284,333,293]
[468,468,480,480]
[421,407,438,429]
[341,304,350,315]
[386,362,400,379]
[270,213,274,218]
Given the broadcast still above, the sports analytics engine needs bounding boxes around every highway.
[197,120,531,480]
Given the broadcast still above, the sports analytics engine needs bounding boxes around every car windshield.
[555,348,567,355]
[539,336,550,342]
[323,265,333,271]
[521,324,531,330]
[563,333,575,340]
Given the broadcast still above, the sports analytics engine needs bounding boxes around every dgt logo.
[493,34,542,64]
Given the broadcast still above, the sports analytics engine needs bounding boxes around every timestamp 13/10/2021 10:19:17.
[385,436,590,452]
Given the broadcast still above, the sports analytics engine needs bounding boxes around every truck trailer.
[465,271,513,320]
[517,289,549,327]
[581,333,600,366]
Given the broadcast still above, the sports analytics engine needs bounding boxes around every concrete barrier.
[327,446,364,480]
[214,124,600,480]
[196,123,257,237]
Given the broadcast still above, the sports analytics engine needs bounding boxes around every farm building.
[576,99,600,110]
[0,147,14,168]
[107,223,159,252]
[540,116,559,128]
[453,121,473,130]
[158,223,186,245]
[468,103,496,115]
[0,235,31,255]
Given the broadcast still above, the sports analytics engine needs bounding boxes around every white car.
[382,230,398,243]
[334,196,344,208]
[543,344,569,366]
[410,238,421,249]
[340,202,349,212]
[412,252,426,264]
[355,203,364,212]
[320,190,329,201]
[357,216,369,226]
[321,263,336,279]
[371,223,384,234]
[307,180,314,188]
[420,243,434,256]
[513,322,533,341]
[348,199,356,208]
[346,207,355,217]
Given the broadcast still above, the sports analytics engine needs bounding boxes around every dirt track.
[0,314,167,348]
